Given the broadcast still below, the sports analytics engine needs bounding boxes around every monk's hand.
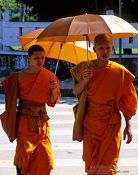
[82,68,93,83]
[50,79,60,102]
[50,79,60,92]
[123,125,133,144]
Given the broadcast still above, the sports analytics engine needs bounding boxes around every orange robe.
[0,73,18,142]
[3,68,60,175]
[82,61,137,175]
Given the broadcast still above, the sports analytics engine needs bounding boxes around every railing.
[0,21,50,51]
[0,21,138,51]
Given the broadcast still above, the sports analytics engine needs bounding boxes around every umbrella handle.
[86,40,89,62]
[84,34,91,64]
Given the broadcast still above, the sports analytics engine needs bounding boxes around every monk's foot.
[16,166,21,175]
[16,166,27,175]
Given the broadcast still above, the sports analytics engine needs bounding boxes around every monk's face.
[29,51,45,68]
[94,42,113,62]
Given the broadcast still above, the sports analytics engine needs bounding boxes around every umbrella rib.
[99,15,112,34]
[46,42,56,57]
[67,16,76,42]
[19,37,36,48]
[19,28,44,48]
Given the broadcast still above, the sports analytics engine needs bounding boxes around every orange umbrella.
[19,28,44,47]
[19,29,97,65]
[37,14,138,42]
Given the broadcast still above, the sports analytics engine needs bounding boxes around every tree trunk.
[19,3,25,36]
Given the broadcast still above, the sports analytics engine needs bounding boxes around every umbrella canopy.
[19,28,44,47]
[19,29,97,65]
[37,14,138,42]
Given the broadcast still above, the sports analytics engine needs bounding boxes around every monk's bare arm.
[49,79,60,104]
[123,115,133,144]
[73,79,88,96]
[50,89,60,103]
[73,68,93,96]
[124,116,132,127]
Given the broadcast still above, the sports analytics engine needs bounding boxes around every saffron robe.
[72,61,137,175]
[1,67,60,175]
[0,73,18,142]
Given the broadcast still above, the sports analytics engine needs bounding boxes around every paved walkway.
[0,96,138,174]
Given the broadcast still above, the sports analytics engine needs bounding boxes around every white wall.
[113,23,138,49]
[0,21,137,51]
[0,21,50,51]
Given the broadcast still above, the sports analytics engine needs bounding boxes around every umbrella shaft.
[54,59,59,75]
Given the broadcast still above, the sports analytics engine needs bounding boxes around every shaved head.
[94,33,113,46]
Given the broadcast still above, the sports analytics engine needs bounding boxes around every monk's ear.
[27,56,30,63]
[112,46,115,53]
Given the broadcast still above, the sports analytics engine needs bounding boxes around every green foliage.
[16,0,138,22]
[10,12,37,22]
[0,0,17,11]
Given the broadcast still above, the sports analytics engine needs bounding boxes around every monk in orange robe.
[0,45,60,175]
[71,34,137,175]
